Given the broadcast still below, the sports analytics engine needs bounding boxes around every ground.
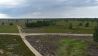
[57,39,87,56]
[26,35,95,56]
[23,20,96,34]
[23,26,94,33]
[0,19,97,56]
[0,35,35,56]
[87,42,98,56]
[0,25,18,33]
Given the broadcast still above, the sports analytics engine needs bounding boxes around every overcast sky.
[0,0,98,18]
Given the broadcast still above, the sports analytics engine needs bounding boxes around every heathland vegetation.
[0,19,97,56]
[0,35,35,56]
[23,19,97,33]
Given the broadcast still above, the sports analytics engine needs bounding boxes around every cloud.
[1,0,98,18]
[59,0,98,7]
[21,0,98,18]
[0,0,26,8]
[63,6,98,18]
[0,13,11,18]
[22,7,73,18]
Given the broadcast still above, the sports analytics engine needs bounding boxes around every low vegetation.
[23,19,96,33]
[93,24,98,42]
[0,35,35,56]
[26,35,91,56]
[0,25,18,33]
[57,39,87,56]
[0,19,97,56]
[25,20,55,28]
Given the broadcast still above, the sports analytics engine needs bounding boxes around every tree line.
[25,20,55,28]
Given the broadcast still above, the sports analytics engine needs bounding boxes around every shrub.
[25,20,55,28]
[1,22,4,25]
[85,22,89,27]
[69,23,73,29]
[93,25,98,42]
[93,23,98,42]
[9,23,13,26]
[78,23,83,26]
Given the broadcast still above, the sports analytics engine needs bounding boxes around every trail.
[0,33,93,36]
[17,25,43,56]
[0,25,93,56]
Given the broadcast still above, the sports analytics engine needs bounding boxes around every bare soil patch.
[26,35,94,56]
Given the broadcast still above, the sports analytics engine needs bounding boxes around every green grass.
[24,20,96,33]
[57,39,88,56]
[24,25,94,34]
[0,35,35,56]
[41,26,94,33]
[0,25,18,33]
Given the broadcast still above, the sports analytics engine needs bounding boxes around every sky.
[0,0,98,18]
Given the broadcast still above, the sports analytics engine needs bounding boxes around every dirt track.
[0,25,96,56]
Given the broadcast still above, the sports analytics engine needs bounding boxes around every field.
[23,20,97,34]
[0,35,35,56]
[57,39,87,56]
[0,25,18,33]
[26,35,95,56]
[0,19,97,56]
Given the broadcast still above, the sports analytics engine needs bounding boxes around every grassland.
[0,19,96,56]
[0,25,18,33]
[23,20,97,34]
[57,39,87,56]
[26,35,91,56]
[0,35,35,56]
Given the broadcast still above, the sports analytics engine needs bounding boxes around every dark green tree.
[1,22,4,25]
[25,20,56,28]
[9,23,13,26]
[69,23,73,29]
[85,22,89,27]
[93,24,98,42]
[78,23,83,26]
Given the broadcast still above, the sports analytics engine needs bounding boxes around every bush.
[69,23,73,29]
[78,23,83,26]
[9,23,13,26]
[93,25,98,42]
[1,22,4,25]
[85,22,89,27]
[25,20,55,28]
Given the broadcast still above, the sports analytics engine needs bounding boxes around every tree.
[9,23,13,26]
[85,22,89,27]
[78,23,83,26]
[69,23,73,29]
[93,24,98,42]
[25,20,56,28]
[1,22,4,25]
